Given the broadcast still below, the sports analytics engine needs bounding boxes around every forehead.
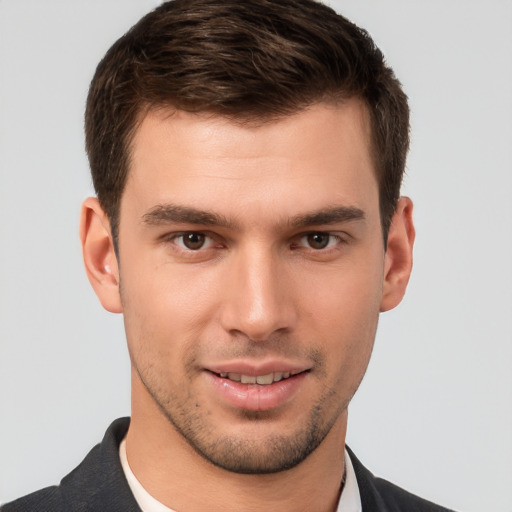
[123,101,378,225]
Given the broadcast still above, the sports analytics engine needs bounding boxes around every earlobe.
[80,197,123,313]
[380,197,415,312]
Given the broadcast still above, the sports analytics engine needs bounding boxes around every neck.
[126,374,347,512]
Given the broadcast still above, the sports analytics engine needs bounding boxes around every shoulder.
[372,477,455,512]
[2,418,139,512]
[1,486,65,512]
[347,446,458,512]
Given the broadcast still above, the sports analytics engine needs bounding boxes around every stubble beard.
[135,361,349,475]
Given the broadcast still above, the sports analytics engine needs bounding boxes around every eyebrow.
[142,204,365,229]
[143,204,238,229]
[291,206,366,228]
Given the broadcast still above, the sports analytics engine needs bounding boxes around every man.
[3,1,455,510]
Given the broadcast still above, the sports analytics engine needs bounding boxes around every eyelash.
[165,232,219,251]
[164,231,348,254]
[293,233,346,251]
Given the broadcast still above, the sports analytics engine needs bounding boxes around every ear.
[80,197,123,313]
[380,196,415,312]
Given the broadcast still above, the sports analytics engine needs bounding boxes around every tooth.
[219,372,228,378]
[283,372,290,379]
[241,375,256,384]
[256,373,274,385]
[273,372,283,382]
[228,373,241,382]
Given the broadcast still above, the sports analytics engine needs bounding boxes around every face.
[113,102,392,473]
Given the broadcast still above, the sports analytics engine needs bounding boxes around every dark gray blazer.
[2,417,456,512]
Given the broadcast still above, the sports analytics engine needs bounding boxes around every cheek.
[119,257,222,365]
[300,254,383,327]
[121,252,205,320]
[298,257,383,369]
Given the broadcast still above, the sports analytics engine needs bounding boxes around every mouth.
[214,370,303,385]
[206,367,309,411]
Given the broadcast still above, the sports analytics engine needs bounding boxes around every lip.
[205,361,309,411]
[208,361,309,377]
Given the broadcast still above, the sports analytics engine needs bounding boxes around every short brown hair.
[85,0,409,245]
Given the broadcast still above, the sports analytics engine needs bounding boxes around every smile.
[217,371,295,385]
[207,369,309,411]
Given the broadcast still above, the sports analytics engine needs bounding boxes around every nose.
[219,245,297,341]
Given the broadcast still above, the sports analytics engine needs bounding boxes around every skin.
[81,100,414,512]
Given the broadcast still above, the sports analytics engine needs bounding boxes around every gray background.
[1,1,511,510]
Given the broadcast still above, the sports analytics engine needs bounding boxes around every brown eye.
[306,233,330,249]
[182,232,206,250]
